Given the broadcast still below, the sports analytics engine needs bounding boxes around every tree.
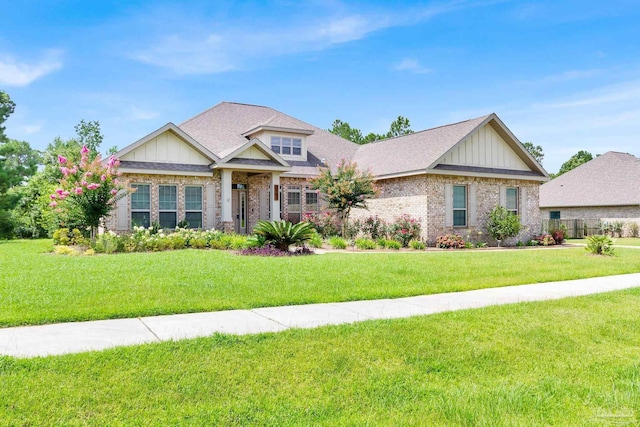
[49,145,126,239]
[74,119,103,159]
[556,150,593,177]
[328,116,414,144]
[0,91,15,141]
[386,116,414,138]
[309,160,377,237]
[522,142,544,165]
[0,139,41,193]
[487,205,521,246]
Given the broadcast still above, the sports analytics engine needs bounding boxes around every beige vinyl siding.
[121,131,211,165]
[440,124,529,171]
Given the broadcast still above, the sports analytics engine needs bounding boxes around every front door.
[232,189,247,234]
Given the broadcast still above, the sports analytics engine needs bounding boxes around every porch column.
[270,172,281,221]
[221,169,234,233]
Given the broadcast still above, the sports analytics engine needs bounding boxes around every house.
[539,151,640,235]
[107,102,549,243]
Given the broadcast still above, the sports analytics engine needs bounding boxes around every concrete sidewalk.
[2,273,640,358]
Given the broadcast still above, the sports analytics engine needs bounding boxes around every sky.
[1,0,640,174]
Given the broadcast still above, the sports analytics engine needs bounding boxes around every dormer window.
[271,136,302,156]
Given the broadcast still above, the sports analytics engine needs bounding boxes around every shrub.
[93,232,122,254]
[548,222,568,244]
[388,214,421,247]
[307,230,323,248]
[355,238,377,250]
[464,241,475,249]
[487,205,521,246]
[475,242,488,248]
[376,238,387,249]
[53,245,78,256]
[585,235,614,255]
[328,236,347,249]
[436,234,465,249]
[238,245,313,257]
[52,227,87,246]
[303,211,340,238]
[527,239,539,247]
[360,216,387,240]
[535,234,555,246]
[409,240,425,250]
[253,220,314,251]
[385,240,402,250]
[623,221,639,238]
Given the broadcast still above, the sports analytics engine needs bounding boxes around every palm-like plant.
[252,220,315,252]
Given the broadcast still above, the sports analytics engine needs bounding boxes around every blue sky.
[1,0,639,174]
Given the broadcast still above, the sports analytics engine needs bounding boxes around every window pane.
[185,186,202,211]
[288,189,300,213]
[131,212,150,228]
[506,188,518,211]
[282,146,291,155]
[292,139,302,155]
[292,139,302,147]
[185,212,202,229]
[131,184,150,210]
[453,185,466,209]
[159,212,177,229]
[270,137,281,153]
[159,186,177,210]
[453,210,466,227]
[305,192,318,213]
[550,211,561,219]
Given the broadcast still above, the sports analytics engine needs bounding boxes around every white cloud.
[128,1,480,75]
[0,49,63,87]
[393,58,432,75]
[127,106,159,121]
[21,124,42,134]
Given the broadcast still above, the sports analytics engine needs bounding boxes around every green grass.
[2,289,640,425]
[567,237,640,247]
[1,239,640,327]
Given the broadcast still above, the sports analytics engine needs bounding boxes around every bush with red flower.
[388,214,421,247]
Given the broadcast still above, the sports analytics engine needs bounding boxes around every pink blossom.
[49,201,57,207]
[81,180,88,187]
[86,183,100,190]
[81,145,89,155]
[113,179,119,185]
[110,189,118,195]
[50,194,57,200]
[62,191,70,197]
[107,156,117,167]
[75,187,83,195]
[101,174,107,181]
[86,171,93,177]
[56,188,64,196]
[60,167,70,176]
[57,155,67,164]
[69,167,78,174]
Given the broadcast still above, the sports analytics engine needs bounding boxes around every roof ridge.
[359,113,493,147]
[179,101,274,127]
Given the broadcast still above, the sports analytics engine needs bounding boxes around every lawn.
[2,239,640,327]
[1,289,640,425]
[567,237,640,247]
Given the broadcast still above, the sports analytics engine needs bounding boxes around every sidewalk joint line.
[138,318,162,342]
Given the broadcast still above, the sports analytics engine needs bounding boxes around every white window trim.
[184,185,203,229]
[130,183,151,228]
[304,189,319,214]
[270,135,304,158]
[506,187,519,216]
[158,184,178,228]
[452,185,467,227]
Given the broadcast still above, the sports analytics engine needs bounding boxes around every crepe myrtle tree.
[309,160,377,237]
[487,205,521,247]
[49,145,127,239]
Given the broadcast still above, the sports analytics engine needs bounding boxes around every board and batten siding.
[440,124,529,171]
[235,146,271,160]
[121,131,211,165]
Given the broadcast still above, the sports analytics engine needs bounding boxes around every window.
[506,187,518,215]
[271,136,302,156]
[550,211,561,220]
[287,186,301,223]
[130,184,150,228]
[305,190,318,214]
[158,185,177,229]
[184,186,203,229]
[453,185,467,227]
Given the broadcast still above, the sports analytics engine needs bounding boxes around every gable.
[438,123,530,171]
[120,130,211,165]
[234,145,270,161]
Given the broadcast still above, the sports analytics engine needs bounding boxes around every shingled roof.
[540,152,640,208]
[155,101,545,179]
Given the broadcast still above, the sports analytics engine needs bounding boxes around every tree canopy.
[556,150,593,177]
[522,142,544,165]
[328,116,414,144]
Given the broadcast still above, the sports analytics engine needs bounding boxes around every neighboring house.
[106,102,549,243]
[540,151,640,233]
